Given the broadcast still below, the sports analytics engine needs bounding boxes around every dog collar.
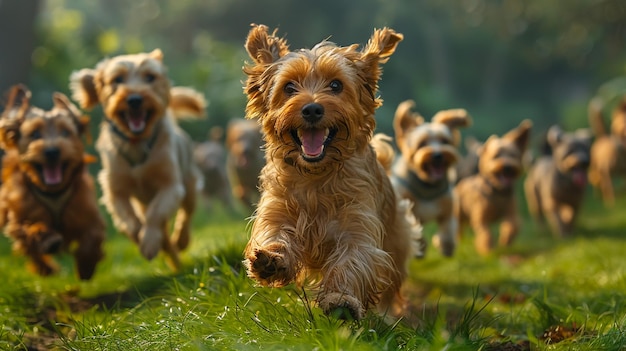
[107,119,161,166]
[391,170,450,201]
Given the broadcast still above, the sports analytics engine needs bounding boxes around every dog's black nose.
[44,147,60,162]
[301,103,324,123]
[431,152,444,164]
[127,94,143,109]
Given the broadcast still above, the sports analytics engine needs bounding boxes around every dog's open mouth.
[571,167,587,187]
[119,109,153,134]
[425,158,447,180]
[35,162,66,186]
[291,128,337,162]
[496,166,518,188]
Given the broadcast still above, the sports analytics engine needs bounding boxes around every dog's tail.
[588,96,607,137]
[371,133,396,173]
[169,87,208,119]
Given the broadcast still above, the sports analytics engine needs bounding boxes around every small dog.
[194,126,233,208]
[588,96,626,206]
[524,125,592,237]
[391,99,471,257]
[0,85,105,279]
[70,49,206,270]
[242,24,421,320]
[225,118,264,210]
[455,120,532,256]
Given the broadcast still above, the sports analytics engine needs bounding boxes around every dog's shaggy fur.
[70,49,206,270]
[242,24,421,320]
[588,96,626,207]
[0,85,105,279]
[225,118,264,211]
[455,120,532,256]
[194,126,233,208]
[391,99,471,257]
[524,126,592,237]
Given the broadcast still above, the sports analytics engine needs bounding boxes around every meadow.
[1,186,625,350]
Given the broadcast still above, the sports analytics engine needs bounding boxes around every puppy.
[70,49,206,270]
[225,118,264,210]
[455,120,532,256]
[391,99,471,257]
[588,96,626,206]
[454,135,482,184]
[242,24,420,320]
[0,85,105,279]
[194,126,233,208]
[524,126,592,237]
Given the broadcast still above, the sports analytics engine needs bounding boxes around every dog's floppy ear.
[432,109,472,130]
[0,84,31,148]
[504,119,532,152]
[393,100,424,146]
[69,68,100,110]
[358,28,403,105]
[244,24,289,65]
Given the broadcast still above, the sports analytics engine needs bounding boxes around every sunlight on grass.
[1,191,626,350]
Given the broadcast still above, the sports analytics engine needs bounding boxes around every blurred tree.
[0,0,41,98]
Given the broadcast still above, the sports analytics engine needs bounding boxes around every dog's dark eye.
[113,75,125,84]
[30,130,42,140]
[284,82,297,95]
[329,80,343,93]
[60,128,71,137]
[144,73,156,83]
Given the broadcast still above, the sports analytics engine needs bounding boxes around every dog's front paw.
[139,226,162,260]
[246,248,293,286]
[317,292,365,320]
[432,234,455,257]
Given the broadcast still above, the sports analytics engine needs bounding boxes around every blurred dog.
[391,99,471,257]
[524,125,592,237]
[242,24,421,320]
[193,126,233,208]
[588,97,626,206]
[455,120,532,256]
[225,118,264,210]
[0,85,105,279]
[70,49,206,270]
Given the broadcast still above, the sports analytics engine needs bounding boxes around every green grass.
[1,190,626,350]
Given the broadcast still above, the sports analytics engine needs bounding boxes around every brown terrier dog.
[391,99,471,257]
[242,24,421,320]
[455,120,532,256]
[70,49,206,270]
[194,126,233,208]
[524,125,592,237]
[225,118,264,211]
[0,85,105,279]
[588,96,626,207]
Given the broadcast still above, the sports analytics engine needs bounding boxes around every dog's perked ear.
[244,24,290,65]
[52,92,91,137]
[69,68,99,110]
[432,108,472,146]
[393,100,424,145]
[243,24,290,121]
[0,84,31,148]
[504,119,532,153]
[546,125,564,148]
[357,27,403,104]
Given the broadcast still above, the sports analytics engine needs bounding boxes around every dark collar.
[392,169,450,201]
[479,174,514,197]
[107,119,161,166]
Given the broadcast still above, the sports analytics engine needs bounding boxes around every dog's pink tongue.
[43,164,62,185]
[572,169,587,187]
[428,164,446,180]
[127,110,146,133]
[300,129,325,157]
